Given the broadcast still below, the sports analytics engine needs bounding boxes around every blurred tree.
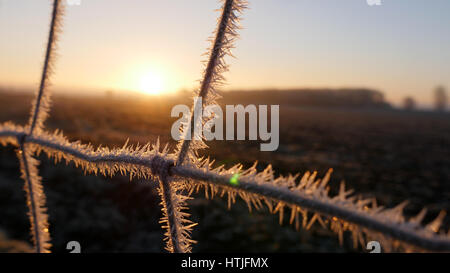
[403,96,416,111]
[105,89,114,98]
[434,86,447,112]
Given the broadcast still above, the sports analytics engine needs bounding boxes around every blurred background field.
[0,88,449,252]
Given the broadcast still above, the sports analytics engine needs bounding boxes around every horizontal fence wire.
[1,124,449,252]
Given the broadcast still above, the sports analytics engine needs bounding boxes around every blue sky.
[1,0,449,106]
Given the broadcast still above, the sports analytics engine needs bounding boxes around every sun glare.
[139,72,164,95]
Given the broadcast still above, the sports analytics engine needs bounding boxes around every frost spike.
[427,211,446,233]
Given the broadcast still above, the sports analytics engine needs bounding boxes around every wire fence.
[0,0,449,253]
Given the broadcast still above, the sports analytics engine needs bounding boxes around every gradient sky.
[1,0,449,106]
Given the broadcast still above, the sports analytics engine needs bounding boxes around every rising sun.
[139,72,164,95]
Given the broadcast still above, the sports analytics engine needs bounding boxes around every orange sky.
[1,0,449,107]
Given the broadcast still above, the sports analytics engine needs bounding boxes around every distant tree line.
[223,88,391,108]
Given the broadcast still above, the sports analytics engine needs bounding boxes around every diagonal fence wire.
[0,0,449,253]
[160,0,248,253]
[7,0,64,253]
[16,141,51,253]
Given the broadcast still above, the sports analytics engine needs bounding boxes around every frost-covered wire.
[167,0,247,253]
[1,124,449,252]
[174,163,450,252]
[8,0,65,253]
[158,173,197,253]
[176,0,247,166]
[28,0,64,135]
[16,141,51,253]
